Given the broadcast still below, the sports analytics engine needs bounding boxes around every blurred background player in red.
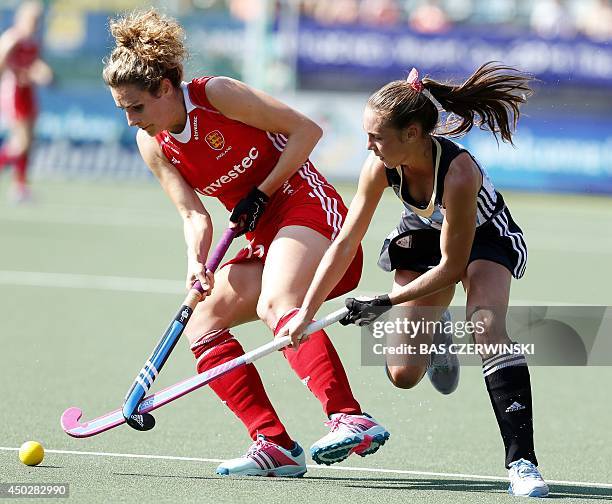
[103,9,389,478]
[0,0,52,204]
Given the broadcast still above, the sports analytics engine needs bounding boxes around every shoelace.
[513,460,541,480]
[245,437,272,457]
[324,414,349,432]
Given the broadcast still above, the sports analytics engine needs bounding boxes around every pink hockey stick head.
[60,407,84,432]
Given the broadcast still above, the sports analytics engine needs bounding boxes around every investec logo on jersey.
[199,147,259,196]
[193,116,199,140]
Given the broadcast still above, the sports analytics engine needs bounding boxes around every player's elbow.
[440,257,466,284]
[180,207,210,226]
[306,119,323,144]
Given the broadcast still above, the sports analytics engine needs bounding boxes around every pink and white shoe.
[310,413,390,465]
[216,435,307,477]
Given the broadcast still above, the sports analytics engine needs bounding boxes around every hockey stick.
[122,228,236,431]
[61,307,348,438]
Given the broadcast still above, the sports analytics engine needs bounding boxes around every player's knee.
[256,296,289,330]
[255,297,272,327]
[469,308,508,345]
[386,365,424,389]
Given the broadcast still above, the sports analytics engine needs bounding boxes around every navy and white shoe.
[216,435,307,477]
[310,413,390,465]
[427,310,460,395]
[508,458,550,498]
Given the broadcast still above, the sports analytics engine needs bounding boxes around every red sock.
[14,153,28,187]
[191,329,294,450]
[275,309,362,417]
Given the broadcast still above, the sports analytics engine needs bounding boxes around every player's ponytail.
[103,8,187,93]
[367,62,534,145]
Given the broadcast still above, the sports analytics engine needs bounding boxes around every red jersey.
[1,36,39,120]
[154,77,333,211]
[154,77,362,298]
[5,36,39,85]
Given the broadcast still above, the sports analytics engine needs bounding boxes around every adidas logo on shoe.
[216,435,307,477]
[505,401,526,413]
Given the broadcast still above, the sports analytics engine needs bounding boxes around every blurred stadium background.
[1,0,611,192]
[1,2,612,502]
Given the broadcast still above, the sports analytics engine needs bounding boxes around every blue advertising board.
[296,18,612,89]
[1,10,609,194]
[7,86,611,194]
[460,114,612,195]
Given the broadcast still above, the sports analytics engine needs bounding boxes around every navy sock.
[483,354,537,468]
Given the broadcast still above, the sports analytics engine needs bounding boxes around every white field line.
[0,269,584,306]
[0,270,185,295]
[2,211,609,254]
[0,211,178,229]
[1,446,611,489]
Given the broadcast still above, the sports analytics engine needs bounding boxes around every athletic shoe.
[426,310,460,394]
[8,184,33,205]
[508,458,550,498]
[216,435,307,477]
[310,413,390,465]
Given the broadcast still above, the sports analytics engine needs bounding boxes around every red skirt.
[222,180,362,301]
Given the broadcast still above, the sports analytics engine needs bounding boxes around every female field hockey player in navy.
[284,63,549,497]
[103,9,389,478]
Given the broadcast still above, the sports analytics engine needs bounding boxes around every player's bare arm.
[205,76,322,197]
[28,58,53,86]
[137,129,214,292]
[389,153,480,305]
[439,152,481,275]
[0,30,18,72]
[303,152,387,315]
[283,153,388,346]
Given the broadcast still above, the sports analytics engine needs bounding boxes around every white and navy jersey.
[384,135,503,231]
[380,135,528,279]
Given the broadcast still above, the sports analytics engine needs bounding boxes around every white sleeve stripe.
[265,131,286,152]
[298,164,343,240]
[492,212,527,278]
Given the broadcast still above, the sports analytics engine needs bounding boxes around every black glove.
[229,187,269,237]
[340,295,393,326]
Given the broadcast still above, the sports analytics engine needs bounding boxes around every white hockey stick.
[61,307,349,438]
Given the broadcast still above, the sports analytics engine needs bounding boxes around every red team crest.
[205,130,225,150]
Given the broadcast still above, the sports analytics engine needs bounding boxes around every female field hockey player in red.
[0,1,52,203]
[284,64,549,497]
[103,9,389,477]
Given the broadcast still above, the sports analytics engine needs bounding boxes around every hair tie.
[407,67,424,93]
[406,66,444,112]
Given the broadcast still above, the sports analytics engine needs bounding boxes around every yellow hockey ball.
[19,441,44,466]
